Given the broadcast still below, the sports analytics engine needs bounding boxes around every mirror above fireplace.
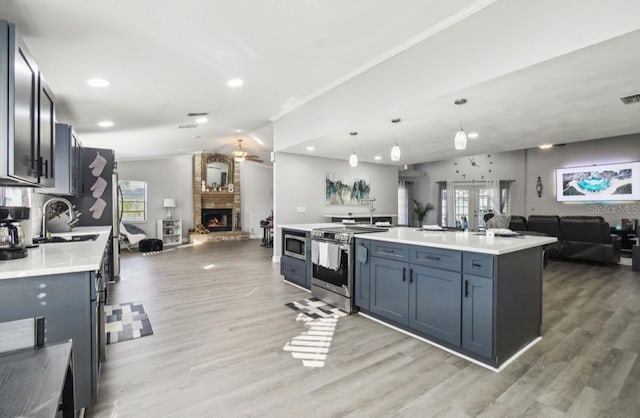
[202,153,234,190]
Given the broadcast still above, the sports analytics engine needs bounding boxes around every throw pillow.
[486,214,511,229]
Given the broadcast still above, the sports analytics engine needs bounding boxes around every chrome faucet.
[41,198,81,238]
[360,198,376,226]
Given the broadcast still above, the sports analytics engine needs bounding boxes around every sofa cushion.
[528,215,560,237]
[560,217,605,243]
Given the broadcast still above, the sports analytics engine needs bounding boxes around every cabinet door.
[281,255,307,288]
[370,257,409,325]
[462,274,494,359]
[37,74,55,187]
[9,34,39,183]
[354,239,371,310]
[409,265,461,346]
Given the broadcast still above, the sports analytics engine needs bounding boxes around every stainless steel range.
[310,226,386,313]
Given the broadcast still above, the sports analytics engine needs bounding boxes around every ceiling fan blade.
[246,156,264,163]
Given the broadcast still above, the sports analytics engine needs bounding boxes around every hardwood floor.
[88,241,640,417]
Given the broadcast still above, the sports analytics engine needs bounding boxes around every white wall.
[273,152,399,255]
[118,156,193,239]
[525,134,640,226]
[413,150,527,225]
[412,134,640,227]
[240,161,273,238]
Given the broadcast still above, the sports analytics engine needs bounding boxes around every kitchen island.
[0,226,111,410]
[354,227,557,370]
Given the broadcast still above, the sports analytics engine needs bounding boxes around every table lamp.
[163,198,176,219]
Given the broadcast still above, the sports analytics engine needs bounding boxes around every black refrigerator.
[70,147,120,280]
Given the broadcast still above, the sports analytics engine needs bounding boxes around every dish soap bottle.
[201,180,206,192]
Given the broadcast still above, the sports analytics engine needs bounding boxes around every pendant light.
[390,118,402,161]
[454,98,468,150]
[348,131,358,167]
[349,151,358,167]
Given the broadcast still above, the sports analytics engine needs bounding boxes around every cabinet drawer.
[370,241,410,262]
[410,247,461,271]
[280,255,306,285]
[463,253,494,278]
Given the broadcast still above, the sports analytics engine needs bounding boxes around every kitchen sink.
[36,234,99,244]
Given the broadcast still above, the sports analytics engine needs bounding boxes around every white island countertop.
[0,226,111,280]
[323,214,398,218]
[360,227,557,255]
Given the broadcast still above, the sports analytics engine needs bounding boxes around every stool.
[139,238,163,252]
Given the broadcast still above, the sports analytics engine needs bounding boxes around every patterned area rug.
[105,302,154,344]
[285,297,347,320]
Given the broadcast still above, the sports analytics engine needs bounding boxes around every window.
[119,180,147,222]
[398,181,409,225]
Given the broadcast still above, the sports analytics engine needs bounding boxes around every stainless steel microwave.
[283,233,306,260]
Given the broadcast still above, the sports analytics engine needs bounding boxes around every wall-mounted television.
[556,161,640,202]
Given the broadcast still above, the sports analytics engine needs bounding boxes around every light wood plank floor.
[88,241,640,418]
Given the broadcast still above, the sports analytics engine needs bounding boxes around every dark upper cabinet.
[36,123,83,196]
[37,74,55,187]
[0,19,55,187]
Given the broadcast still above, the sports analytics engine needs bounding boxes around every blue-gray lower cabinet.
[280,255,307,289]
[370,257,409,324]
[354,239,371,310]
[409,265,461,346]
[462,274,494,359]
[0,271,98,410]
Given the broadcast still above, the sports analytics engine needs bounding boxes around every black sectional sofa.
[483,213,621,264]
[525,215,621,264]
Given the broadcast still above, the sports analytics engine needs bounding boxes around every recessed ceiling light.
[86,78,110,87]
[234,129,243,133]
[195,117,208,124]
[468,132,479,139]
[539,144,554,149]
[227,78,244,88]
[306,146,315,151]
[98,120,114,128]
[374,155,382,160]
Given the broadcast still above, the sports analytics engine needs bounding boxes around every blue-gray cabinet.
[370,257,409,324]
[462,274,493,359]
[355,238,543,368]
[0,271,99,410]
[409,265,461,346]
[280,229,311,290]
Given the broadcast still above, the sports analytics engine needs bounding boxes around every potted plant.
[412,199,434,226]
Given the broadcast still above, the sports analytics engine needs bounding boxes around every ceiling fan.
[232,139,263,163]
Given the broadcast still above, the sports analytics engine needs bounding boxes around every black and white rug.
[285,297,347,320]
[105,301,154,344]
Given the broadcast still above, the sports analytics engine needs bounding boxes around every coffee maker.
[0,206,30,260]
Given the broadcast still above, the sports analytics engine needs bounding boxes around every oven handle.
[311,238,352,250]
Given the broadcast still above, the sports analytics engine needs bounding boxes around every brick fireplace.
[191,152,249,243]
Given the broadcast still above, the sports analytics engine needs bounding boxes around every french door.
[452,185,494,230]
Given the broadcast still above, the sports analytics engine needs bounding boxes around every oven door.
[311,242,352,297]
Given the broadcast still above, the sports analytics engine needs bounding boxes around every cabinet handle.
[472,261,482,268]
[43,160,49,178]
[402,267,406,282]
[424,255,441,261]
[409,269,413,284]
[464,280,469,297]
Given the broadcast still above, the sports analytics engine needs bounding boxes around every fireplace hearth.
[202,208,233,232]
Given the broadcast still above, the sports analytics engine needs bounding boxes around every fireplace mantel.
[192,153,248,242]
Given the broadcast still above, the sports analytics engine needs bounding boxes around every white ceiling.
[2,0,639,164]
